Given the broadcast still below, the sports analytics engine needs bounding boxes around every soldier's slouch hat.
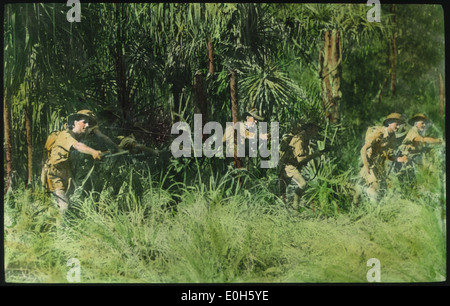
[383,113,405,126]
[67,109,98,127]
[408,113,429,126]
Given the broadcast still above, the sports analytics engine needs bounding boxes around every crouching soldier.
[41,111,102,216]
[279,123,321,210]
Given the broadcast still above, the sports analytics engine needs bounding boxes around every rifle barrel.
[100,150,130,158]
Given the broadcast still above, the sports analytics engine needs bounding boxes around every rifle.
[100,150,130,158]
[387,149,404,176]
[297,147,331,167]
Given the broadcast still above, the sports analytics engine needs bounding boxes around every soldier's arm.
[259,133,269,140]
[360,143,371,173]
[413,135,443,145]
[360,129,384,172]
[73,141,102,160]
[396,155,408,163]
[92,128,120,151]
[222,126,231,143]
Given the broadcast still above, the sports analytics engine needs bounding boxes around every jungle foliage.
[3,3,446,283]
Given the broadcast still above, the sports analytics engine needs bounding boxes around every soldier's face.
[388,122,399,133]
[416,121,426,132]
[73,119,89,134]
[246,116,256,127]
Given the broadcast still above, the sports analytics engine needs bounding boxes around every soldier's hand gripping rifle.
[387,149,407,176]
[297,147,332,167]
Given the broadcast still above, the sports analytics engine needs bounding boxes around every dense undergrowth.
[4,146,446,283]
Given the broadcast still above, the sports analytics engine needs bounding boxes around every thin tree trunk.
[25,102,33,187]
[439,73,445,128]
[378,77,389,104]
[115,4,132,129]
[194,70,208,140]
[172,82,184,123]
[229,70,243,169]
[4,93,13,193]
[390,4,397,96]
[207,38,214,75]
[319,29,342,123]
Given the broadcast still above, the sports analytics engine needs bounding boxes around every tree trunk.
[115,4,133,129]
[319,29,342,123]
[229,70,243,168]
[172,82,184,123]
[194,70,208,140]
[116,51,132,127]
[439,73,445,129]
[390,4,397,96]
[25,102,33,187]
[4,94,13,193]
[207,38,214,75]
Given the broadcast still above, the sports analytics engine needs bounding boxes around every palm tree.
[272,3,387,123]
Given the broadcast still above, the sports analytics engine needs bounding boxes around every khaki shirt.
[222,122,257,155]
[46,130,78,165]
[363,126,396,165]
[400,126,425,156]
[280,131,311,166]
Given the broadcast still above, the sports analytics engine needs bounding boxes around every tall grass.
[4,151,446,283]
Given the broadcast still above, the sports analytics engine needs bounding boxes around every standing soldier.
[41,111,102,216]
[222,108,269,169]
[278,122,321,210]
[359,113,408,200]
[397,113,444,181]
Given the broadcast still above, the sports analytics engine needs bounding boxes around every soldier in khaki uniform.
[42,111,102,215]
[222,108,269,168]
[279,123,321,209]
[400,113,443,156]
[359,113,408,199]
[397,113,443,180]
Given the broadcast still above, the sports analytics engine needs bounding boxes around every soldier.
[75,109,120,152]
[396,113,443,181]
[222,108,269,168]
[359,113,408,200]
[41,111,102,216]
[278,122,321,210]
